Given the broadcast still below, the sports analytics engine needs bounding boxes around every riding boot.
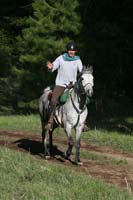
[45,105,56,131]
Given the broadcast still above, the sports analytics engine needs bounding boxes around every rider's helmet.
[66,41,77,51]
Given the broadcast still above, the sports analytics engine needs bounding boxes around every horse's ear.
[87,64,93,74]
[83,65,87,71]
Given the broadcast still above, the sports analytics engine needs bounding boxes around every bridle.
[69,72,93,127]
[76,72,93,95]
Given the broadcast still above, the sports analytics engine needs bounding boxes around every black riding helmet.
[66,41,77,51]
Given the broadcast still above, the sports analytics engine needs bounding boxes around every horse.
[39,65,94,165]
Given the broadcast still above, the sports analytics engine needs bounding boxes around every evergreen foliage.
[0,0,32,113]
[19,0,81,64]
[16,0,82,105]
[0,0,132,114]
[0,29,12,77]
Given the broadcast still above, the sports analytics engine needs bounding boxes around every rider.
[45,41,83,131]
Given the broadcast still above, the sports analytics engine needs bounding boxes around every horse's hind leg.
[42,126,51,158]
[49,130,53,156]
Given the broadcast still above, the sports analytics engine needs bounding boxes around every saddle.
[48,88,72,104]
[48,87,90,105]
[47,88,72,125]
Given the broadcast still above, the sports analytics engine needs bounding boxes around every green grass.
[0,114,41,133]
[82,129,133,153]
[81,151,128,166]
[0,146,132,200]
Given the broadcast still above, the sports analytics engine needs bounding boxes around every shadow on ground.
[14,138,65,159]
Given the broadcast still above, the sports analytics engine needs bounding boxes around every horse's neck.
[72,89,86,110]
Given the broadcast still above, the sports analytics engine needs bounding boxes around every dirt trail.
[0,130,133,191]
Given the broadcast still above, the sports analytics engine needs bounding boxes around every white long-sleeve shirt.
[52,55,83,87]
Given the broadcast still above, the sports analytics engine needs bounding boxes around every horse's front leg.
[75,125,84,165]
[65,125,74,159]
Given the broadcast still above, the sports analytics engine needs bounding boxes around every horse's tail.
[39,86,52,118]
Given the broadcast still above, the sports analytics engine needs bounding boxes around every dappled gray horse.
[39,65,94,165]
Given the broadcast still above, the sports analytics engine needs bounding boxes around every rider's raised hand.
[47,61,53,70]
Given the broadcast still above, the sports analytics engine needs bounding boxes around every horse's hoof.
[65,156,70,160]
[75,160,83,166]
[65,153,71,160]
[45,155,51,159]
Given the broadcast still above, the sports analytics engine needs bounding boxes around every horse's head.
[78,65,94,97]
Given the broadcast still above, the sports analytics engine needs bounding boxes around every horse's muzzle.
[87,89,93,97]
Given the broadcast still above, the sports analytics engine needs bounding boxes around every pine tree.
[19,0,81,64]
[0,0,33,113]
[17,0,82,101]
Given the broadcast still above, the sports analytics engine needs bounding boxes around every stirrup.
[45,122,53,131]
[82,124,90,132]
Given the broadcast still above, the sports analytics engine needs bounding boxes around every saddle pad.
[60,89,72,104]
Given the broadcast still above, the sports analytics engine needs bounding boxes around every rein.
[70,95,86,127]
[70,88,87,128]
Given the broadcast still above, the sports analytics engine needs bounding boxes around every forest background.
[0,0,132,118]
